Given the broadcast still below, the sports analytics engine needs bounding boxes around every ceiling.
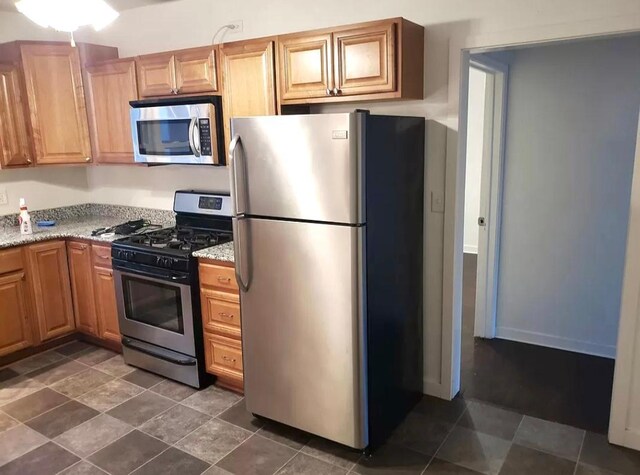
[0,0,178,13]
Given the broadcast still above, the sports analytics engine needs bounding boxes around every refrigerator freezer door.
[230,113,364,225]
[238,216,368,448]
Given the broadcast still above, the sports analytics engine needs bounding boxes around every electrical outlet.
[228,20,243,34]
[0,188,7,206]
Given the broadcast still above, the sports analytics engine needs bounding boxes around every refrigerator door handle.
[232,216,250,291]
[229,134,246,216]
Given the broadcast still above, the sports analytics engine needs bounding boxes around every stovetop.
[120,226,232,254]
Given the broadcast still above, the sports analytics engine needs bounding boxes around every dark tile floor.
[0,337,637,474]
[461,253,616,433]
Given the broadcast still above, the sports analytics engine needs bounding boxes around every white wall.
[463,68,486,254]
[1,0,638,398]
[495,35,640,358]
[0,167,90,214]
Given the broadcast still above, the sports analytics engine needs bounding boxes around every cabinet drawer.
[199,262,238,292]
[0,247,24,274]
[204,332,243,377]
[201,288,241,337]
[91,244,112,268]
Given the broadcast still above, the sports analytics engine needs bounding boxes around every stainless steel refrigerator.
[229,112,424,450]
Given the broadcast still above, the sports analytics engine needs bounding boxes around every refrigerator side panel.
[364,114,425,449]
[230,114,363,224]
[239,217,368,448]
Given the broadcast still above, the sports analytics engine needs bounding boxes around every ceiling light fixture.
[15,0,119,44]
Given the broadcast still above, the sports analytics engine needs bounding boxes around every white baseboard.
[496,326,616,359]
[464,244,478,254]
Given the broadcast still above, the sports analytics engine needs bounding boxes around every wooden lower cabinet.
[199,259,243,392]
[0,269,32,356]
[26,240,75,341]
[93,264,121,344]
[67,241,98,335]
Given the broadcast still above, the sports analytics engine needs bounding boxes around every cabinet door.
[278,33,333,100]
[26,240,75,341]
[85,60,138,164]
[0,271,32,357]
[0,64,32,168]
[333,22,396,96]
[136,53,176,97]
[67,241,97,336]
[20,44,92,164]
[175,47,218,94]
[93,265,121,344]
[220,39,276,146]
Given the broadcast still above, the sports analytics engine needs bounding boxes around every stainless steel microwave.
[130,95,225,165]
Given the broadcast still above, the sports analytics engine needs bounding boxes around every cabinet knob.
[332,87,341,95]
[217,276,231,284]
[27,158,32,164]
[326,88,331,96]
[85,157,91,162]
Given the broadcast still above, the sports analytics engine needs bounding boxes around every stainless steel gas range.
[111,190,233,388]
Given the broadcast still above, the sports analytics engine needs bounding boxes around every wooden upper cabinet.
[277,18,423,104]
[137,46,218,97]
[85,59,138,164]
[136,52,176,97]
[333,22,396,96]
[0,270,32,357]
[19,43,92,164]
[26,240,75,342]
[175,46,217,94]
[278,33,332,101]
[219,38,277,144]
[67,241,98,336]
[0,64,32,168]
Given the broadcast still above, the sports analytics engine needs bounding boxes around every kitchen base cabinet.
[93,265,120,345]
[26,240,76,342]
[0,269,32,357]
[199,259,243,393]
[67,241,98,335]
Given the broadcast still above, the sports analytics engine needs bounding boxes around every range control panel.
[199,118,212,156]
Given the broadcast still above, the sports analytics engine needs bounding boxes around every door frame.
[440,22,640,449]
[467,56,508,339]
[609,110,640,449]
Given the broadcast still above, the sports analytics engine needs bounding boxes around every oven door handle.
[188,117,201,157]
[113,265,190,285]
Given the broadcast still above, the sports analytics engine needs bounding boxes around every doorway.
[458,34,640,434]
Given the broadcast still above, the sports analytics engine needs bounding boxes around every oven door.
[130,103,216,165]
[113,264,196,356]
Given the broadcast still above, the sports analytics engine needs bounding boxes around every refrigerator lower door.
[237,217,368,449]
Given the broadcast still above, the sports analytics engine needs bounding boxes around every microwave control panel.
[199,118,212,156]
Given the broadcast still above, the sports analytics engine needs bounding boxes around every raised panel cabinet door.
[85,59,138,164]
[0,64,32,168]
[220,39,276,145]
[0,271,32,357]
[175,47,218,94]
[278,33,333,101]
[333,22,396,96]
[19,44,92,164]
[26,240,75,341]
[93,265,121,344]
[67,241,97,336]
[136,53,176,97]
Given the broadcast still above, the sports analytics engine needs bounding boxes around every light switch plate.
[431,191,445,213]
[0,188,7,206]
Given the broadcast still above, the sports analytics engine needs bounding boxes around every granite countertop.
[193,241,235,263]
[0,217,148,248]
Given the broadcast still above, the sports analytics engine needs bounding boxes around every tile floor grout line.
[297,441,359,473]
[123,444,173,475]
[420,402,471,475]
[211,432,263,470]
[18,391,96,426]
[271,444,303,475]
[572,430,587,475]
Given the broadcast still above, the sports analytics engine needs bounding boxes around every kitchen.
[1,1,640,475]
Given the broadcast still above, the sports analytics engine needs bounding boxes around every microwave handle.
[188,117,201,157]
